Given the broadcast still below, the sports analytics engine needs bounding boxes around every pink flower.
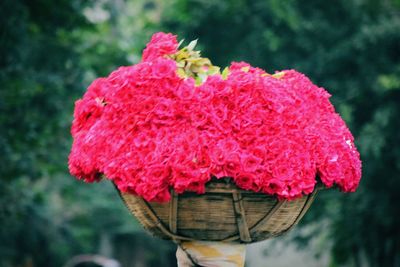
[241,153,263,173]
[151,58,177,79]
[223,152,242,177]
[234,172,259,192]
[68,32,362,202]
[190,108,209,127]
[176,78,196,100]
[229,61,251,71]
[142,32,178,61]
[195,83,214,102]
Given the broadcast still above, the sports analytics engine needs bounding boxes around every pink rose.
[69,32,362,202]
[142,32,178,61]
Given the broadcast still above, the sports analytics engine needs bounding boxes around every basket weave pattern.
[119,180,319,243]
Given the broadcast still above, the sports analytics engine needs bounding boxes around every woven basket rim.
[116,178,323,243]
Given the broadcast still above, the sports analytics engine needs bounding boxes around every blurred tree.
[157,0,400,266]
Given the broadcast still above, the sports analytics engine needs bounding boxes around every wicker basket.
[118,179,320,243]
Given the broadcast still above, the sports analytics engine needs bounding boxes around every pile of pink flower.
[68,32,361,202]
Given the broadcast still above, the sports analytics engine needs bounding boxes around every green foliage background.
[0,0,399,266]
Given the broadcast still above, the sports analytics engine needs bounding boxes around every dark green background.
[1,0,399,266]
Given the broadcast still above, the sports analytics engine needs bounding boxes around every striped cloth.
[176,241,246,267]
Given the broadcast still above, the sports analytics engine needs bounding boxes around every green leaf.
[221,67,230,79]
[187,39,198,51]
